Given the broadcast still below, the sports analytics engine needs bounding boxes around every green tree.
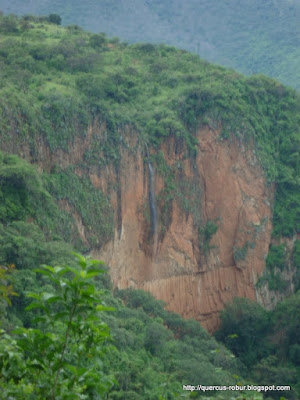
[0,254,115,399]
[0,15,19,33]
[215,298,271,366]
[47,14,62,25]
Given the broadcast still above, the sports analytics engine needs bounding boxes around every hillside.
[0,0,299,88]
[0,15,299,398]
[1,153,298,399]
[0,11,299,320]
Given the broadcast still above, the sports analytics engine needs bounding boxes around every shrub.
[0,254,115,399]
[47,14,62,25]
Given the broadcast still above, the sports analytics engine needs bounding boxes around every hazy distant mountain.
[0,0,299,88]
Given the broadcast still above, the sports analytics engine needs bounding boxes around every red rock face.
[95,127,274,332]
[2,121,274,331]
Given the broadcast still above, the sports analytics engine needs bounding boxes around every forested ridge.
[0,0,299,88]
[0,14,299,399]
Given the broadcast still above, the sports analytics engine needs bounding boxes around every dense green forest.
[0,14,299,398]
[0,0,299,88]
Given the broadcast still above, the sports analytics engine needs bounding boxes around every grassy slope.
[0,0,299,88]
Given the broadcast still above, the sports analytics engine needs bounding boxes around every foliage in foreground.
[0,255,115,399]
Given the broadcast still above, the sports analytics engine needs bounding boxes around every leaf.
[73,252,87,269]
[46,296,62,304]
[34,268,52,276]
[42,293,61,303]
[84,285,95,295]
[80,270,87,278]
[42,266,55,273]
[12,327,28,335]
[27,293,41,300]
[89,259,105,266]
[86,270,104,278]
[56,267,71,277]
[25,302,42,311]
[28,359,45,370]
[96,304,115,312]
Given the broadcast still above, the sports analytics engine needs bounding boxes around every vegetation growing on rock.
[0,14,298,398]
[0,14,298,247]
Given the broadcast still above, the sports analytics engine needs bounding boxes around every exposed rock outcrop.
[2,122,274,331]
[93,127,274,331]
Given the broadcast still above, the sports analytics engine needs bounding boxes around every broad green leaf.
[96,305,115,312]
[27,293,41,300]
[42,292,57,302]
[42,266,55,273]
[89,259,105,266]
[46,296,62,304]
[73,252,87,269]
[25,302,43,311]
[33,268,52,276]
[80,270,86,278]
[86,270,104,278]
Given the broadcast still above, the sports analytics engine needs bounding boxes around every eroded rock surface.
[3,122,274,331]
[94,127,274,331]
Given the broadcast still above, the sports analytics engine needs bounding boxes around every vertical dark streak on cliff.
[116,163,122,239]
[148,161,158,258]
[148,162,157,235]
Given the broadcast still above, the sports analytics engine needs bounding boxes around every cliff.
[0,18,298,332]
[1,122,275,331]
[87,127,273,331]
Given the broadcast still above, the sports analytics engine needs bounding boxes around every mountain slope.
[0,0,299,88]
[0,15,299,330]
[0,16,299,397]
